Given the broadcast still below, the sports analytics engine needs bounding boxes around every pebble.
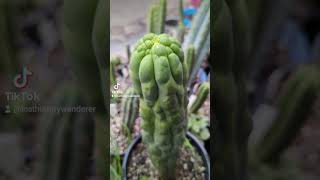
[127,143,207,180]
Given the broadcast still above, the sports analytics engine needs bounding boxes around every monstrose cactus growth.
[129,33,188,179]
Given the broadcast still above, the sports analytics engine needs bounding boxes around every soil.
[110,116,141,155]
[126,142,207,180]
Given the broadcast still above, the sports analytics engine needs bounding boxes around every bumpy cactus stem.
[129,33,188,179]
[121,87,139,131]
[147,0,166,34]
[182,0,210,85]
[189,82,210,114]
[37,85,94,180]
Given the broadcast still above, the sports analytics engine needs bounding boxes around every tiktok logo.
[13,66,33,89]
[114,83,120,90]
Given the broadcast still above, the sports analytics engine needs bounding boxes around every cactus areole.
[129,33,188,179]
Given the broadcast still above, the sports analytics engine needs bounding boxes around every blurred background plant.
[213,0,320,179]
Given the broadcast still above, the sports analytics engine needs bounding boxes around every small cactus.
[147,0,166,34]
[186,45,195,80]
[129,33,188,179]
[189,82,210,114]
[37,85,94,180]
[121,87,139,131]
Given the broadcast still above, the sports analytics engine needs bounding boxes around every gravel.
[126,142,207,180]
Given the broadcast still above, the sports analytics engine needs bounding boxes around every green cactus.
[37,85,94,180]
[62,0,105,113]
[121,87,139,131]
[129,33,188,179]
[63,1,109,179]
[189,82,210,114]
[176,0,185,42]
[147,0,166,34]
[212,1,241,179]
[0,0,19,77]
[254,65,320,163]
[182,0,210,85]
[186,45,195,80]
[92,0,109,111]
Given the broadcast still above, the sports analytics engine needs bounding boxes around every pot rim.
[121,131,210,180]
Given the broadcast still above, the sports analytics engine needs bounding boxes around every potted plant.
[122,33,210,179]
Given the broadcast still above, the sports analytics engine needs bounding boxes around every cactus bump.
[121,87,139,131]
[189,82,210,114]
[129,33,188,179]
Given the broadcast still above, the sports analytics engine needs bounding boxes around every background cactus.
[121,87,139,132]
[213,0,320,179]
[176,0,185,43]
[62,1,109,179]
[147,0,166,34]
[253,65,320,163]
[182,0,210,85]
[189,82,210,114]
[37,85,94,180]
[129,33,188,179]
[62,0,105,113]
[0,0,17,77]
[110,56,121,87]
[185,45,195,81]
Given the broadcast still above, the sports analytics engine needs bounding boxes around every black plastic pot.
[122,131,210,180]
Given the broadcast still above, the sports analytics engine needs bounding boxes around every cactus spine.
[37,86,94,180]
[147,0,166,34]
[182,0,210,85]
[129,33,188,179]
[189,82,210,113]
[121,87,139,131]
